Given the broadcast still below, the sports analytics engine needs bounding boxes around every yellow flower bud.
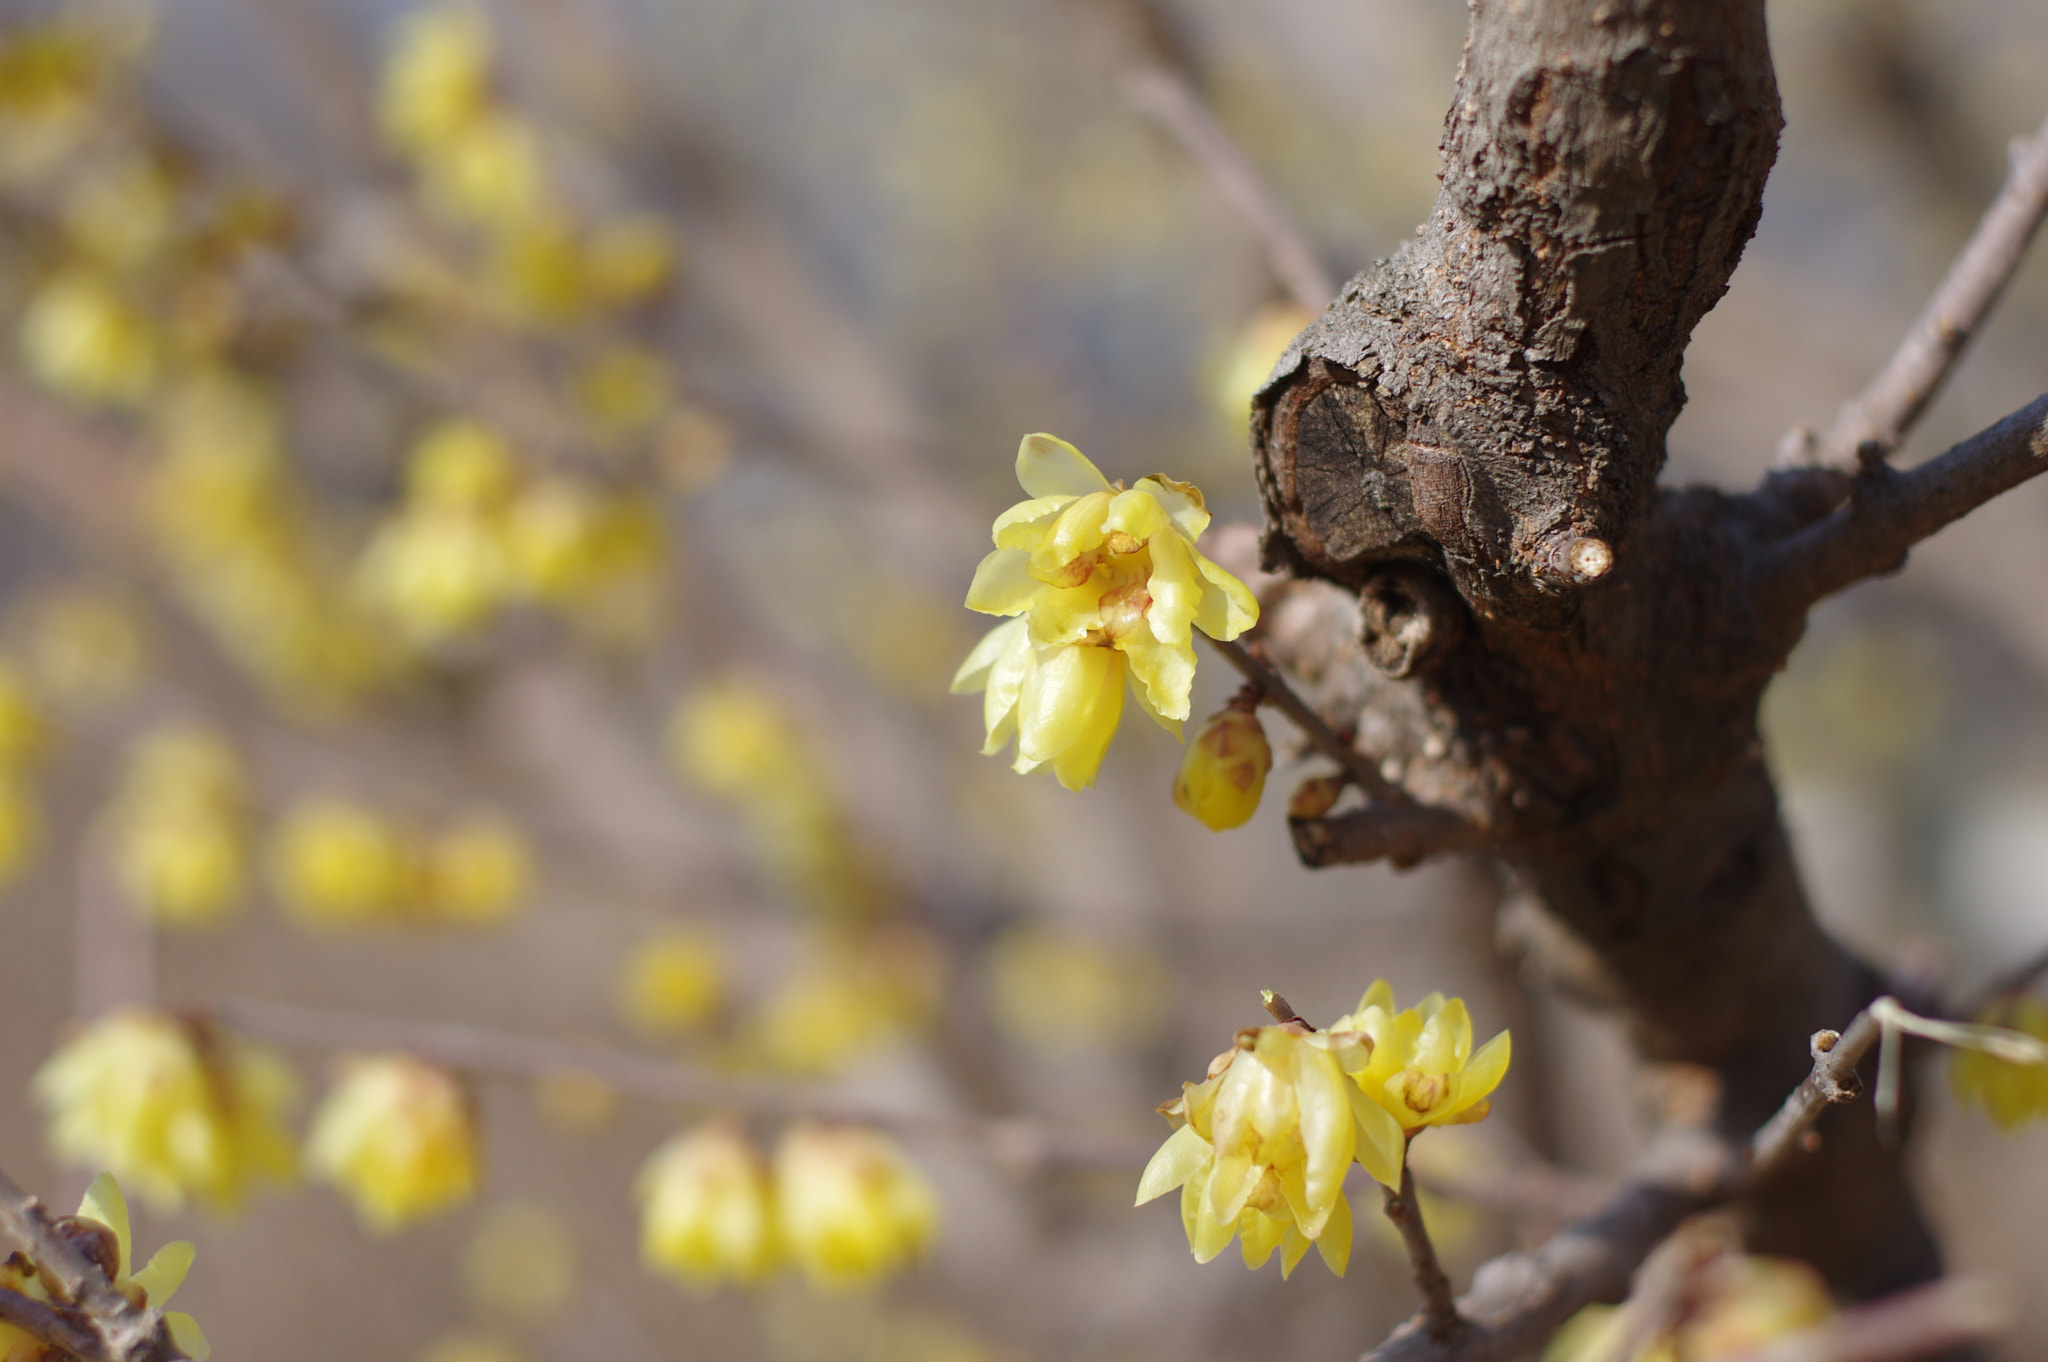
[306,1054,479,1232]
[637,1120,778,1289]
[357,508,515,642]
[419,813,531,926]
[773,1124,939,1290]
[33,1012,299,1214]
[270,798,416,928]
[408,420,519,509]
[418,111,543,226]
[1172,707,1271,831]
[618,929,727,1039]
[1950,994,2048,1129]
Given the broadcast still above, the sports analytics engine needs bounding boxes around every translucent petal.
[1278,1222,1313,1279]
[951,617,1027,694]
[1120,632,1195,725]
[132,1240,194,1309]
[978,621,1034,755]
[1016,433,1113,499]
[1181,1175,1234,1264]
[165,1312,209,1362]
[1240,1207,1286,1270]
[1026,579,1105,646]
[1029,492,1114,584]
[1450,1031,1511,1117]
[1191,549,1261,642]
[1143,531,1202,648]
[79,1173,131,1278]
[1357,980,1397,1015]
[1123,662,1184,739]
[1414,997,1470,1073]
[1296,1048,1357,1234]
[1134,475,1210,541]
[965,549,1039,617]
[1347,1084,1407,1189]
[1136,1123,1212,1206]
[991,496,1073,549]
[1102,486,1172,543]
[1017,644,1125,790]
[1312,1191,1353,1278]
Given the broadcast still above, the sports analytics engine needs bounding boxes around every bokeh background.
[0,0,2044,1358]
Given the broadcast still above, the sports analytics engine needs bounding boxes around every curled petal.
[1029,492,1114,584]
[79,1174,131,1278]
[951,617,1026,695]
[1450,1030,1511,1117]
[165,1312,209,1362]
[132,1240,194,1310]
[965,549,1039,616]
[992,496,1073,550]
[1120,632,1196,726]
[1136,1123,1212,1206]
[1181,1173,1235,1264]
[1134,474,1211,541]
[977,620,1034,757]
[1294,1047,1356,1236]
[1346,1084,1407,1190]
[1143,530,1203,648]
[1191,550,1260,641]
[1123,658,1186,739]
[1016,433,1114,499]
[1103,486,1172,543]
[1413,996,1471,1073]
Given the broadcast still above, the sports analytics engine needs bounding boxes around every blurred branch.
[0,1165,182,1362]
[1722,1277,2012,1362]
[1813,112,2048,468]
[1122,64,1333,312]
[1759,390,2048,610]
[1383,1163,1462,1342]
[210,998,1154,1174]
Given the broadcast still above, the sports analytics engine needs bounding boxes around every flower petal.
[1029,491,1114,584]
[1311,1190,1353,1278]
[965,549,1039,617]
[992,496,1073,549]
[951,617,1024,694]
[1102,486,1172,543]
[1182,1173,1234,1264]
[1134,475,1211,541]
[1120,632,1195,726]
[132,1240,194,1309]
[1449,1030,1511,1117]
[165,1311,209,1362]
[1016,433,1112,499]
[1136,1123,1212,1206]
[1191,549,1260,641]
[1296,1047,1356,1236]
[979,620,1034,755]
[1123,661,1184,739]
[1143,529,1203,648]
[1016,644,1125,790]
[1347,1084,1407,1190]
[79,1173,131,1278]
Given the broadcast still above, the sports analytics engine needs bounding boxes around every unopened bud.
[1172,709,1271,831]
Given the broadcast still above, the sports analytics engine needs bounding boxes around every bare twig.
[1747,1010,1881,1181]
[1761,390,2048,610]
[1121,65,1333,313]
[0,1166,181,1362]
[1382,1163,1463,1342]
[1816,113,2048,467]
[1289,804,1486,870]
[1722,1277,2013,1362]
[1204,635,1404,802]
[210,998,1153,1173]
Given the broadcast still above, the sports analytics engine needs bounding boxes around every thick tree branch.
[1815,113,2048,467]
[1761,391,2048,610]
[0,1166,182,1362]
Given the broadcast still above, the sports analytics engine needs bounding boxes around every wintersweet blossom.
[305,1054,478,1232]
[952,434,1258,791]
[1331,981,1510,1136]
[1949,994,2048,1129]
[636,1121,778,1289]
[1136,1021,1403,1278]
[773,1124,939,1289]
[0,1174,209,1362]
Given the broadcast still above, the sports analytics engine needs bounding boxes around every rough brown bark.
[1247,0,2015,1309]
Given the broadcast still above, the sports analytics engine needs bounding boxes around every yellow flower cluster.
[269,797,532,930]
[953,435,1258,791]
[356,419,667,646]
[1950,994,2048,1129]
[306,1053,480,1233]
[0,1174,210,1362]
[617,929,728,1039]
[1136,982,1508,1275]
[0,659,49,891]
[33,1012,299,1214]
[104,726,249,928]
[1172,707,1272,831]
[1543,1246,1831,1362]
[0,18,116,186]
[637,1121,939,1292]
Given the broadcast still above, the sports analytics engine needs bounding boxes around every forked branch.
[0,1166,183,1362]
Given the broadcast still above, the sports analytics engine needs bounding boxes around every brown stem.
[1747,1009,1881,1181]
[0,1166,181,1362]
[1815,112,2048,467]
[1381,1160,1462,1343]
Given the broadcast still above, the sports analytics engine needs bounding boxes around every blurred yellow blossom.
[749,935,942,1076]
[306,1053,479,1232]
[638,1120,779,1289]
[1171,707,1271,831]
[570,345,671,437]
[419,812,531,925]
[419,112,544,227]
[0,1174,211,1362]
[618,929,727,1038]
[105,726,249,928]
[19,270,158,406]
[774,1125,939,1290]
[586,215,677,304]
[952,434,1258,791]
[1138,1020,1395,1279]
[269,798,416,928]
[983,926,1166,1049]
[1331,981,1510,1136]
[379,2,491,155]
[358,420,521,643]
[33,1012,299,1214]
[1542,1246,1832,1362]
[1211,302,1314,428]
[62,154,176,269]
[462,1202,576,1327]
[0,22,109,183]
[1950,994,2048,1129]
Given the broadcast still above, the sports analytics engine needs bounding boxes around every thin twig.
[0,1165,181,1362]
[1382,1162,1462,1342]
[1747,1010,1881,1181]
[1203,635,1399,800]
[1121,64,1333,313]
[1816,112,2048,467]
[1761,390,2048,611]
[209,998,1154,1173]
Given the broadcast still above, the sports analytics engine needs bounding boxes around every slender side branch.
[1747,1010,1881,1181]
[0,1166,180,1362]
[1760,391,2048,610]
[211,998,1152,1173]
[1382,1164,1462,1342]
[1289,804,1486,870]
[1817,113,2048,466]
[1121,65,1332,313]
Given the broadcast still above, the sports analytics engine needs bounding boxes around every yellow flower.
[584,216,677,305]
[1950,994,2048,1129]
[379,1,491,155]
[1171,707,1271,831]
[418,111,544,227]
[33,1012,299,1214]
[306,1054,479,1232]
[637,1120,778,1289]
[666,682,817,804]
[0,1174,211,1362]
[773,1124,939,1290]
[952,434,1258,791]
[569,346,671,437]
[982,926,1166,1050]
[747,937,942,1076]
[618,929,727,1038]
[419,813,531,925]
[105,727,249,928]
[1543,1250,1831,1362]
[1136,1022,1402,1278]
[18,270,157,406]
[269,798,415,928]
[1331,981,1510,1136]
